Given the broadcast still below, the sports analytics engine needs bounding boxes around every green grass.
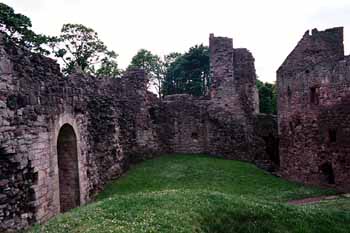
[27,155,350,233]
[309,197,350,211]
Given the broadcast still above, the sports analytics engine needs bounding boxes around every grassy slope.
[28,155,350,233]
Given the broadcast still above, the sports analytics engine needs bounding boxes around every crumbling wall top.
[209,33,233,50]
[278,27,344,76]
[209,33,234,98]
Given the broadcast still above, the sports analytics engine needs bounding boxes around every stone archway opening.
[57,124,80,212]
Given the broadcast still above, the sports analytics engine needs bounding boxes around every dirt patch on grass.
[288,194,350,205]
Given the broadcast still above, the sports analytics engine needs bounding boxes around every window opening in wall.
[191,132,199,140]
[319,162,335,184]
[149,108,156,119]
[262,133,279,166]
[328,129,337,143]
[310,87,320,105]
[289,121,294,134]
[287,86,292,102]
[149,107,158,124]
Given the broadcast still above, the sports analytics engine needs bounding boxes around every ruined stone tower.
[209,34,259,117]
[277,27,350,191]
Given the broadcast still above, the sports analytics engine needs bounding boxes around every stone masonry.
[0,33,163,231]
[0,32,277,232]
[277,27,350,191]
[151,34,277,165]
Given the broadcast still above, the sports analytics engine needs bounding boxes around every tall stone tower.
[209,34,259,118]
[206,34,268,162]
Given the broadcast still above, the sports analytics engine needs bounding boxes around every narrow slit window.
[310,87,320,105]
[329,129,337,143]
[149,107,158,124]
[287,86,292,101]
[289,121,294,133]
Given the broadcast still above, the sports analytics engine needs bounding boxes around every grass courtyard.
[27,155,350,233]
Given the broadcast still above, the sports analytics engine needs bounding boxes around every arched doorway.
[57,124,80,212]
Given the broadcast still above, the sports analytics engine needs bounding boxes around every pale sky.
[2,0,350,83]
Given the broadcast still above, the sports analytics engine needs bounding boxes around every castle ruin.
[0,33,277,231]
[1,26,349,232]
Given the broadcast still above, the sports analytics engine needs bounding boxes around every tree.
[163,45,210,97]
[52,24,120,77]
[0,3,54,55]
[94,51,121,78]
[256,80,277,114]
[128,49,164,97]
[163,52,182,69]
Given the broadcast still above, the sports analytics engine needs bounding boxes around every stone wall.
[0,32,277,232]
[151,34,276,163]
[152,94,277,164]
[0,34,161,231]
[277,27,350,191]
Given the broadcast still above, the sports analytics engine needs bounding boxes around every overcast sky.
[2,0,350,83]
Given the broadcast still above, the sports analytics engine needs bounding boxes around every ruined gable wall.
[278,27,350,191]
[278,27,344,75]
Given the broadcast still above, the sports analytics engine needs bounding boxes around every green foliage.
[0,4,120,77]
[128,46,209,98]
[94,51,121,78]
[52,24,120,77]
[129,49,159,74]
[27,155,349,233]
[163,52,182,71]
[128,49,164,97]
[163,45,210,97]
[257,79,277,114]
[0,3,55,55]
